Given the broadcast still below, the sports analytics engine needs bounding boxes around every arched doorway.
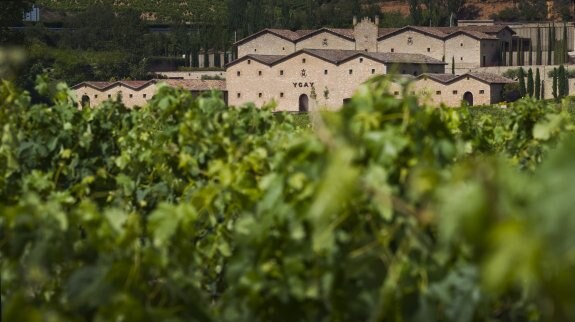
[299,94,309,112]
[81,95,91,108]
[463,91,473,106]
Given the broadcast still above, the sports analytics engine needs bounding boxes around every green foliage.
[3,76,575,321]
[519,67,526,97]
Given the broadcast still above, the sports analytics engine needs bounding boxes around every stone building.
[227,18,516,110]
[72,79,227,108]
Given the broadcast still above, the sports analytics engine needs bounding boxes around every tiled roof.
[248,54,286,65]
[418,72,515,84]
[365,52,446,64]
[158,79,226,91]
[119,80,154,89]
[81,81,114,90]
[468,72,516,84]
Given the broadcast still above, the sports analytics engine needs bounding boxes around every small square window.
[254,49,257,52]
[280,70,284,75]
[143,94,147,98]
[452,90,458,94]
[391,48,394,52]
[237,71,241,76]
[258,93,262,98]
[94,94,98,98]
[436,91,441,95]
[248,59,251,64]
[371,69,375,74]
[258,70,262,76]
[129,94,133,98]
[237,93,241,98]
[302,58,306,63]
[280,92,284,98]
[282,47,285,50]
[349,69,353,75]
[324,69,328,75]
[427,48,430,52]
[479,90,485,94]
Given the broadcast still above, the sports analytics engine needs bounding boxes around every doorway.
[463,91,473,106]
[299,94,309,112]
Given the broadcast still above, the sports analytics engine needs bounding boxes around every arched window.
[298,94,309,112]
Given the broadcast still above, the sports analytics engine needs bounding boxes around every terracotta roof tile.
[157,79,226,91]
[83,81,114,89]
[468,72,516,84]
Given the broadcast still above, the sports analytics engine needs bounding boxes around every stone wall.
[237,33,295,57]
[378,31,445,62]
[295,32,355,51]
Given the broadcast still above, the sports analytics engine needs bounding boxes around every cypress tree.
[548,24,552,65]
[529,40,533,65]
[527,68,534,97]
[559,65,566,98]
[519,67,526,97]
[536,26,542,65]
[563,23,568,65]
[452,56,455,74]
[553,67,558,100]
[535,68,541,99]
[541,80,545,99]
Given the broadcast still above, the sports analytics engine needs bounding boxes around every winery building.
[227,17,516,110]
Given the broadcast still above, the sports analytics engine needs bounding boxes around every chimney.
[375,15,380,26]
[353,16,357,26]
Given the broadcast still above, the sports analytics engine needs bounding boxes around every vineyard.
[2,75,575,321]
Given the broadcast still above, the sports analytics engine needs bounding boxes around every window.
[94,94,98,98]
[237,71,241,76]
[427,48,430,52]
[371,69,375,74]
[324,69,328,75]
[129,94,133,98]
[237,93,241,98]
[394,91,399,95]
[407,37,413,45]
[280,70,284,75]
[247,59,251,64]
[460,57,463,61]
[360,58,363,63]
[460,43,463,47]
[452,90,458,94]
[254,49,257,52]
[349,69,353,75]
[479,90,485,94]
[436,91,441,95]
[391,48,394,52]
[302,58,306,63]
[258,93,262,98]
[282,47,285,50]
[108,94,111,98]
[280,92,284,98]
[143,94,147,98]
[258,70,262,76]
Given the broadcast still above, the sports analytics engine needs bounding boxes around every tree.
[0,0,35,44]
[527,68,534,97]
[559,65,566,98]
[536,26,542,65]
[553,67,558,100]
[519,67,526,97]
[452,56,455,74]
[535,68,541,99]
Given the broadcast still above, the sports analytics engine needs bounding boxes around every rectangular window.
[436,91,441,95]
[108,94,111,98]
[460,57,463,61]
[394,91,399,95]
[371,69,375,74]
[258,93,262,98]
[237,93,241,98]
[360,58,363,63]
[302,58,306,63]
[143,94,147,98]
[247,59,251,64]
[479,90,485,94]
[94,94,98,98]
[280,70,284,75]
[280,92,284,98]
[258,70,262,76]
[452,90,458,94]
[129,94,133,98]
[324,69,328,75]
[349,69,353,75]
[237,71,241,76]
[427,48,431,52]
[391,48,394,52]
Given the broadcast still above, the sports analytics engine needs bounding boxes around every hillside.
[379,0,516,19]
